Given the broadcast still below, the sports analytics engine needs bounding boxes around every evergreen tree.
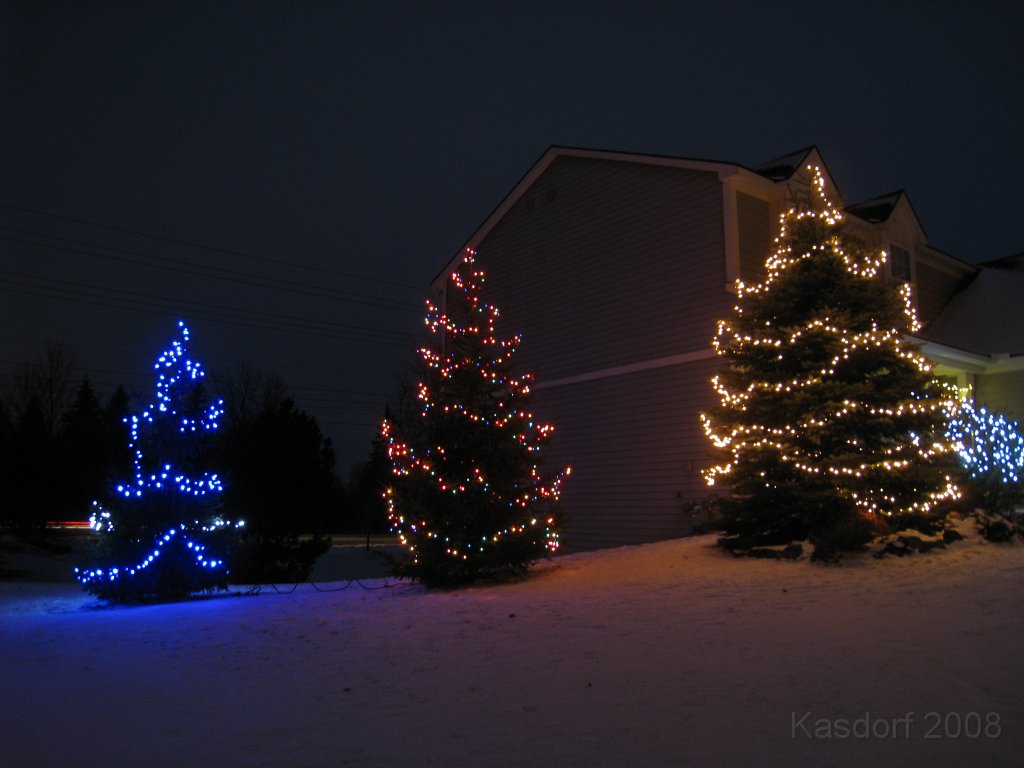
[383,249,570,586]
[103,386,133,482]
[57,377,109,520]
[75,321,242,601]
[346,409,394,536]
[5,396,53,530]
[701,167,959,557]
[217,396,335,583]
[0,398,14,527]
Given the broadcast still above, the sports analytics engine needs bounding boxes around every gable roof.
[845,189,930,243]
[434,144,848,286]
[980,252,1024,269]
[751,146,818,181]
[432,145,753,285]
[845,191,904,223]
[920,265,1024,357]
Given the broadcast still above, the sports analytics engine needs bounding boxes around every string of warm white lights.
[381,249,570,576]
[701,165,959,519]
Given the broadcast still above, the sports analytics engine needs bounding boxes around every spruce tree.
[701,168,959,557]
[382,250,570,586]
[76,321,242,601]
[58,377,109,521]
[217,397,335,584]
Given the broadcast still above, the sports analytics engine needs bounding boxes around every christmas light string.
[76,320,244,591]
[702,166,959,518]
[946,400,1024,484]
[382,249,570,571]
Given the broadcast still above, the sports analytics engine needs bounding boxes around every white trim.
[915,336,1024,375]
[721,180,739,287]
[534,348,717,390]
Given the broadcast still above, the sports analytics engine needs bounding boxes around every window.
[889,244,912,281]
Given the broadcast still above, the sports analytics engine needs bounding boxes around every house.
[431,145,1020,551]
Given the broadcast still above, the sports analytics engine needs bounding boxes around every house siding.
[533,358,722,551]
[916,261,966,327]
[975,370,1024,424]
[736,191,771,284]
[468,155,731,549]
[435,146,1004,552]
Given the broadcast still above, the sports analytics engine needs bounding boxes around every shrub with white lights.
[76,321,243,602]
[946,400,1024,514]
[382,249,570,586]
[701,167,959,557]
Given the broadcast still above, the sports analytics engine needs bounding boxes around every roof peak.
[751,146,819,181]
[845,190,907,223]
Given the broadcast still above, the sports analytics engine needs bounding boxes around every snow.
[3,530,1023,767]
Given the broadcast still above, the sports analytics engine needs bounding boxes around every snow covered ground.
[2,526,1023,768]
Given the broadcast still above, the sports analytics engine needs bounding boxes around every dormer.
[723,146,843,288]
[846,191,924,282]
[846,190,972,325]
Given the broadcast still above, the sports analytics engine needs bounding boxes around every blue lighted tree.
[76,321,242,602]
[946,400,1024,514]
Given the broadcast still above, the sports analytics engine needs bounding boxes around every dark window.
[890,244,912,281]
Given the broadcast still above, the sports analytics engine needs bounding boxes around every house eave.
[913,336,1024,375]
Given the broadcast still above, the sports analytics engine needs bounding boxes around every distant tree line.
[0,343,130,530]
[0,345,391,541]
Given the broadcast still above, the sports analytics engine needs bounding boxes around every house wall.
[915,242,976,329]
[534,358,721,551]
[439,149,988,551]
[736,191,771,284]
[467,155,732,549]
[975,370,1024,424]
[916,258,969,326]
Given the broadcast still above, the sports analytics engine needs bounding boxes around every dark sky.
[2,0,1022,473]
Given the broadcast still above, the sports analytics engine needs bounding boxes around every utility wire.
[0,279,413,347]
[0,268,411,344]
[0,231,423,314]
[0,202,423,290]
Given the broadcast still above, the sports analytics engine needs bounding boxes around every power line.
[0,269,411,344]
[0,231,423,314]
[0,279,413,347]
[0,331,423,382]
[0,202,424,290]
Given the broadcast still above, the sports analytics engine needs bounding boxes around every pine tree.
[216,396,335,584]
[76,321,242,601]
[346,408,394,536]
[701,167,959,557]
[58,376,109,521]
[382,250,570,586]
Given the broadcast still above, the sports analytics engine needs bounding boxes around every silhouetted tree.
[103,386,133,482]
[345,409,393,535]
[212,368,337,583]
[3,396,54,530]
[57,377,109,520]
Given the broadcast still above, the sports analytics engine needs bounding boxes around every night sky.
[2,0,1022,473]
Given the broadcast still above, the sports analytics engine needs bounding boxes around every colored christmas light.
[382,249,570,583]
